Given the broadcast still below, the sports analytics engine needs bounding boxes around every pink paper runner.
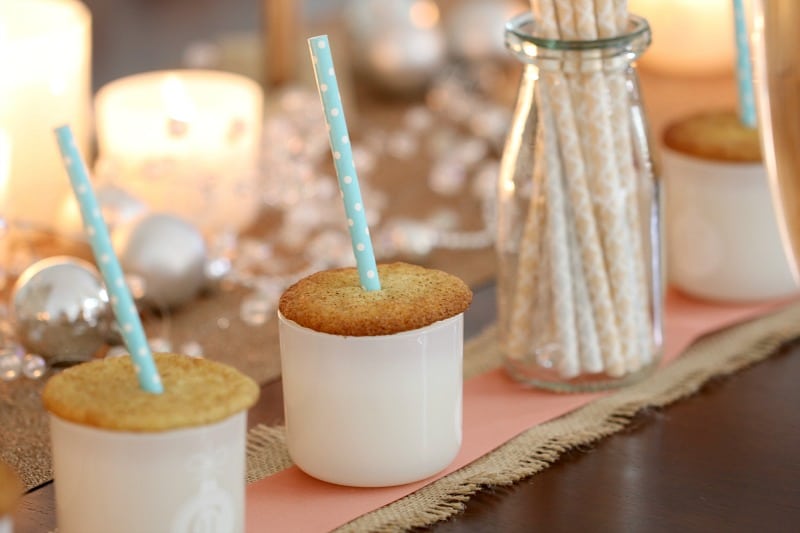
[246,289,789,532]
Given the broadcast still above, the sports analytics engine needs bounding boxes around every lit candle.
[0,130,9,203]
[629,0,735,77]
[0,0,91,230]
[94,70,264,234]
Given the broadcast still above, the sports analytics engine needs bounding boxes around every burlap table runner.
[244,300,800,532]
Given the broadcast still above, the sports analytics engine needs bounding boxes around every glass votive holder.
[94,69,264,235]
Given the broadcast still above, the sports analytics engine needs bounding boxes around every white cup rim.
[277,310,463,339]
[48,409,246,439]
[661,144,764,171]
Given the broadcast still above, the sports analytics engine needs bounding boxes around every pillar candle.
[94,70,264,234]
[0,0,91,230]
[629,0,735,77]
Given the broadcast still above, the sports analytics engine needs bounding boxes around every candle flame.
[409,0,439,29]
[160,75,196,124]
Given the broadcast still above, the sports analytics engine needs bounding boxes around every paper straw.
[567,206,603,374]
[733,0,757,128]
[529,0,626,376]
[568,0,642,374]
[603,2,655,366]
[539,95,579,378]
[506,94,545,361]
[54,125,163,394]
[307,34,380,291]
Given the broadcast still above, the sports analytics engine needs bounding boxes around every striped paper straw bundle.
[508,0,654,380]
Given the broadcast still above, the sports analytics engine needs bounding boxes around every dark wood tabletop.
[14,282,800,532]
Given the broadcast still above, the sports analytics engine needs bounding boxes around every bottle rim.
[505,11,651,54]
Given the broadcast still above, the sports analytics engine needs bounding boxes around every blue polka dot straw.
[733,0,756,128]
[308,35,381,291]
[54,125,163,394]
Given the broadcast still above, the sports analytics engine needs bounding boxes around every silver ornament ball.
[445,0,528,62]
[113,213,207,308]
[345,0,446,95]
[10,256,116,364]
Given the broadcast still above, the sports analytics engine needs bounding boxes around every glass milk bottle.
[496,12,663,392]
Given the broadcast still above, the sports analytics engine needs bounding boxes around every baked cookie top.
[279,262,473,336]
[663,110,762,162]
[42,352,260,432]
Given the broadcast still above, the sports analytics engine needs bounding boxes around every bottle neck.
[504,12,651,72]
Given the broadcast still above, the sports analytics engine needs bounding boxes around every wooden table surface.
[14,282,800,532]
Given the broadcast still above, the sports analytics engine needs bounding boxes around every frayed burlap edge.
[244,302,800,532]
[246,424,292,483]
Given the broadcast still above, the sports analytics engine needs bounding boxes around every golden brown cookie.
[279,262,473,336]
[0,461,21,516]
[42,353,259,432]
[663,109,762,162]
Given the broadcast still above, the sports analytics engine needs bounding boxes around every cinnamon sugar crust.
[42,353,259,432]
[278,262,473,336]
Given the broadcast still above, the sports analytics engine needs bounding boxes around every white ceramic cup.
[49,411,247,533]
[44,353,257,533]
[663,146,799,302]
[279,312,464,487]
[0,516,11,533]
